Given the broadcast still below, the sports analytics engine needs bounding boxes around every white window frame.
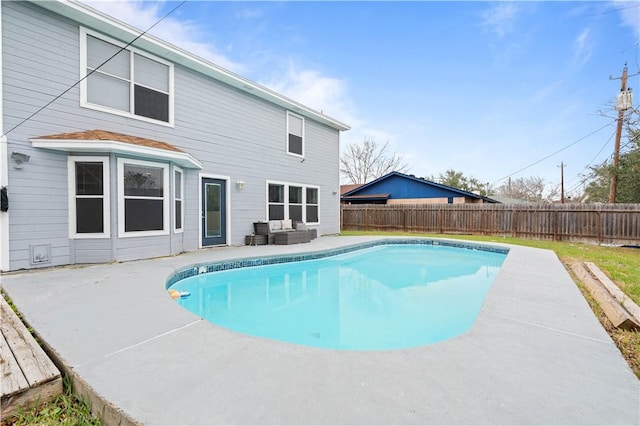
[68,156,111,239]
[286,111,305,158]
[267,182,286,221]
[173,166,184,233]
[79,27,175,127]
[265,180,320,224]
[305,186,320,224]
[117,158,170,238]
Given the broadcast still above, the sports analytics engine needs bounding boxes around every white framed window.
[268,183,285,220]
[173,167,183,233]
[306,187,319,223]
[68,156,110,238]
[117,158,169,237]
[80,28,174,126]
[266,181,319,224]
[289,185,303,222]
[286,111,304,157]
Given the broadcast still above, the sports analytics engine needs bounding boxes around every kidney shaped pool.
[167,240,508,350]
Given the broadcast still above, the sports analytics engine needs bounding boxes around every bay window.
[118,158,169,237]
[68,156,110,238]
[174,168,183,232]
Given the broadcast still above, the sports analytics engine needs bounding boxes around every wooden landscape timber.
[584,262,640,325]
[0,296,62,419]
[570,262,640,330]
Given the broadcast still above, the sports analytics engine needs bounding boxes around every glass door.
[201,178,226,246]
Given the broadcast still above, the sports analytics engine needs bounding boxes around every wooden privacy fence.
[341,203,640,245]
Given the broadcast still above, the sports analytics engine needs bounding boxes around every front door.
[201,178,227,246]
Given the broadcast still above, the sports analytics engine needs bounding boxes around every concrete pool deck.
[1,236,638,425]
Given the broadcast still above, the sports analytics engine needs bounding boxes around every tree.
[495,176,559,203]
[340,138,409,184]
[584,130,640,203]
[436,169,489,195]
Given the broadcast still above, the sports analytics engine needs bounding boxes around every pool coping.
[1,236,639,425]
[166,238,509,288]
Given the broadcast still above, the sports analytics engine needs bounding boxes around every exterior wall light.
[11,152,30,169]
[236,180,245,191]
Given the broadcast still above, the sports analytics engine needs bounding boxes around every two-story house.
[0,0,349,272]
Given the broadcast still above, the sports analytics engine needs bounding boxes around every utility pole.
[559,162,565,204]
[608,63,635,203]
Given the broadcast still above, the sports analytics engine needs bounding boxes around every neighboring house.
[0,0,349,272]
[341,172,499,204]
[339,184,362,196]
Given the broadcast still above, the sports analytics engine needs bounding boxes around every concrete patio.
[1,236,638,425]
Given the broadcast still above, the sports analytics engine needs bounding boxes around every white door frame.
[198,173,230,248]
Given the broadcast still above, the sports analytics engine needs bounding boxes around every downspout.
[0,1,9,272]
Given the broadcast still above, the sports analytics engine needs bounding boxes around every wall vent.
[30,244,51,265]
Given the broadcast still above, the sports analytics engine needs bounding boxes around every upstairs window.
[81,28,173,125]
[286,112,304,157]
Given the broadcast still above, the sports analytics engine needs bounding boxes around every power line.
[492,120,615,185]
[578,2,640,18]
[2,0,188,140]
[564,130,616,194]
[565,128,616,187]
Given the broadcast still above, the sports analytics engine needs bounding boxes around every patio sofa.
[253,220,316,245]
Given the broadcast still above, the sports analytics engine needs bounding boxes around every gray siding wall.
[2,1,342,271]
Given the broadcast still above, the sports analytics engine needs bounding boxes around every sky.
[82,0,640,195]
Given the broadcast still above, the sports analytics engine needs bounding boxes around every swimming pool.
[167,240,508,350]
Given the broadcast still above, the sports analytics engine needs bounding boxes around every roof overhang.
[341,193,391,202]
[31,138,203,169]
[32,0,350,132]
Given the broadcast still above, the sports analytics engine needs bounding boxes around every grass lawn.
[342,230,640,377]
[1,375,101,426]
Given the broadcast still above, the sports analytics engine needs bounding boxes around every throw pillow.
[282,219,293,230]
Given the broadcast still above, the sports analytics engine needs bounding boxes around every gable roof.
[32,0,350,132]
[341,171,499,203]
[340,184,362,195]
[30,129,202,169]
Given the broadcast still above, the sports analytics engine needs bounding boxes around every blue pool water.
[169,243,506,350]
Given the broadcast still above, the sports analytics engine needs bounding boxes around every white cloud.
[260,63,350,117]
[573,28,593,67]
[80,0,245,72]
[481,2,520,38]
[612,0,640,39]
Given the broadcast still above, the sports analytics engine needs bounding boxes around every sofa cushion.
[294,221,308,231]
[269,220,282,232]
